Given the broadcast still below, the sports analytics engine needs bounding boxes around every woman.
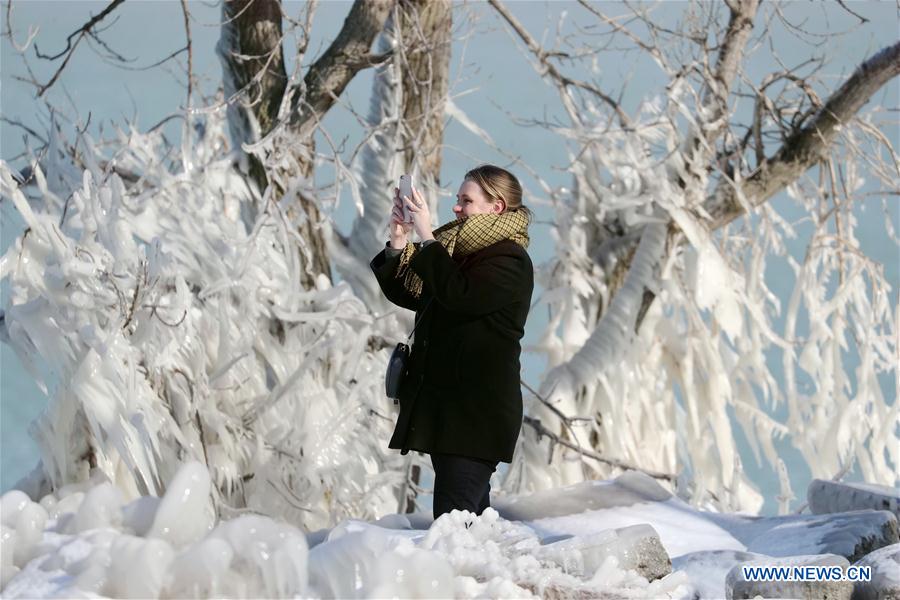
[370,165,534,520]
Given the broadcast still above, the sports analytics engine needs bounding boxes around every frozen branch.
[677,0,759,196]
[706,41,900,230]
[217,0,289,193]
[522,416,674,482]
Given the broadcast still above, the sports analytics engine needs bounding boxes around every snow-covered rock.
[745,510,899,562]
[725,553,853,600]
[809,480,900,520]
[495,471,672,521]
[537,524,671,581]
[852,543,900,600]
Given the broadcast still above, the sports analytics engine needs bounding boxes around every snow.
[3,466,898,598]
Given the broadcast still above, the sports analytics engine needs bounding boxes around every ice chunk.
[0,490,31,527]
[1,563,18,590]
[12,501,47,566]
[368,546,455,599]
[725,553,852,600]
[308,526,404,598]
[537,523,671,581]
[0,492,49,568]
[852,543,900,600]
[52,491,85,522]
[1,525,17,587]
[121,495,160,536]
[167,537,233,598]
[74,482,124,532]
[108,534,175,598]
[147,461,213,547]
[208,514,309,597]
[38,494,56,514]
[808,479,900,520]
[373,513,413,530]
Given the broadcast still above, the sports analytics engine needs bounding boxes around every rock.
[520,584,620,599]
[852,543,900,600]
[537,523,671,581]
[746,510,898,563]
[810,480,900,520]
[726,553,853,600]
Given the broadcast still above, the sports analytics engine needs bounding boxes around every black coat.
[370,239,534,463]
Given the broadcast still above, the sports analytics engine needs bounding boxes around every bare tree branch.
[706,41,900,230]
[3,2,38,53]
[834,0,870,25]
[489,0,633,130]
[31,0,126,97]
[288,0,393,137]
[180,0,193,109]
[522,416,675,481]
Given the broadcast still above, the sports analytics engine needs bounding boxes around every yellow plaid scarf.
[396,210,531,298]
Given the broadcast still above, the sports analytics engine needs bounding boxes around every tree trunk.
[398,0,453,190]
[218,0,287,193]
[219,0,394,289]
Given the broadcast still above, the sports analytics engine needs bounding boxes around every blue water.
[1,2,897,513]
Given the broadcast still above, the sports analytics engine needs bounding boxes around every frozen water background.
[1,1,897,513]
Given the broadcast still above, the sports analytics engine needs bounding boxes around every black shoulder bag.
[385,299,433,403]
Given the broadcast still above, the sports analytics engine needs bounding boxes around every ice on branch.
[0,108,408,530]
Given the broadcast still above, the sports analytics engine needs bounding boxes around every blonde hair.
[464,165,533,220]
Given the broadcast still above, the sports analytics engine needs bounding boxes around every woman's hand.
[389,187,413,249]
[404,186,435,242]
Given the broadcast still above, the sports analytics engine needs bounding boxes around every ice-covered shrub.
[0,108,406,529]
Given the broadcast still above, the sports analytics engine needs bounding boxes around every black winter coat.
[370,239,534,463]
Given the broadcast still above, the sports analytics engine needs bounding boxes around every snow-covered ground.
[2,464,897,599]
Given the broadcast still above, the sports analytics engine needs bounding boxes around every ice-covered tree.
[491,0,899,512]
[0,0,452,528]
[1,0,897,527]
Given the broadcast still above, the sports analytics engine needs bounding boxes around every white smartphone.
[398,174,414,223]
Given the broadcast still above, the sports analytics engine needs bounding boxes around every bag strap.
[406,298,434,342]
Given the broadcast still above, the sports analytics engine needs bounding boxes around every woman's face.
[453,179,504,219]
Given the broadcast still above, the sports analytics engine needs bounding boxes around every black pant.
[431,453,498,520]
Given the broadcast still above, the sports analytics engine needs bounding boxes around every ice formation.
[0,7,896,600]
[0,110,407,529]
[2,463,700,599]
[2,463,309,598]
[507,56,898,514]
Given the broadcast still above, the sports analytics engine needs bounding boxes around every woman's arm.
[370,243,425,312]
[409,241,532,316]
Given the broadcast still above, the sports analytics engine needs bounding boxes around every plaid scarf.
[396,210,531,299]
